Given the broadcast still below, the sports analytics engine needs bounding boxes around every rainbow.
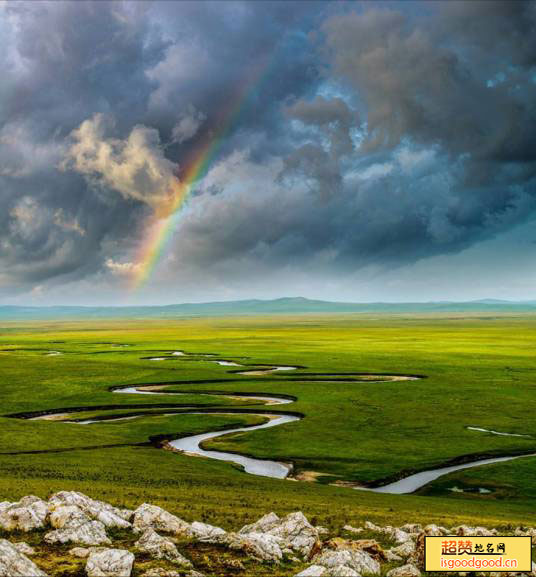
[130,58,269,290]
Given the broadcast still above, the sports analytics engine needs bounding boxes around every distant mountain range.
[2,297,536,320]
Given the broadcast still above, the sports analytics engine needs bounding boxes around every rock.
[423,524,448,536]
[86,548,134,577]
[295,566,327,576]
[325,538,386,562]
[134,528,191,567]
[239,512,280,534]
[386,550,403,562]
[364,521,383,532]
[142,570,182,577]
[0,539,47,577]
[189,521,226,540]
[12,542,36,556]
[231,532,284,562]
[69,547,107,559]
[387,564,421,577]
[343,525,364,534]
[389,528,412,544]
[391,541,416,559]
[45,520,111,546]
[0,496,49,532]
[49,492,131,529]
[132,504,190,536]
[238,511,320,559]
[50,505,91,529]
[400,524,422,534]
[452,525,496,537]
[313,548,380,576]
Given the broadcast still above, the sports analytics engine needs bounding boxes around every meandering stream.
[12,349,536,493]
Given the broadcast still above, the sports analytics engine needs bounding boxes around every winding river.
[12,349,536,494]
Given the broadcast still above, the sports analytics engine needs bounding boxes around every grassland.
[1,313,536,531]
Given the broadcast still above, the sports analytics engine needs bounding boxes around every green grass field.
[2,313,536,531]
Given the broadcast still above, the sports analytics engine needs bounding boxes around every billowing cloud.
[62,114,182,215]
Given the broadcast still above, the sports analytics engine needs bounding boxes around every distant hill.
[2,297,536,320]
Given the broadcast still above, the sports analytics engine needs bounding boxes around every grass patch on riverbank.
[2,314,536,528]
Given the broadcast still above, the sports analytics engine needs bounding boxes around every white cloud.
[105,258,141,276]
[62,113,182,215]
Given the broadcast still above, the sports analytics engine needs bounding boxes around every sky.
[1,0,536,306]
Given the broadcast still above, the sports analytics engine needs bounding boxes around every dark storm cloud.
[1,0,536,299]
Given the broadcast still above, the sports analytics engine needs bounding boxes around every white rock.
[0,496,49,532]
[385,550,403,562]
[45,520,111,546]
[295,566,326,576]
[343,525,364,534]
[391,541,416,558]
[364,521,383,532]
[189,521,226,541]
[12,542,36,556]
[70,547,107,559]
[423,524,448,536]
[239,512,281,534]
[49,492,131,529]
[313,549,380,576]
[132,504,190,535]
[50,505,91,529]
[400,524,422,534]
[238,511,320,559]
[86,548,134,577]
[232,532,284,562]
[387,564,422,577]
[515,528,536,545]
[0,539,47,577]
[134,528,191,567]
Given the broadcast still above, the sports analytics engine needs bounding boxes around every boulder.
[134,528,191,567]
[390,541,416,559]
[49,505,91,529]
[49,492,131,529]
[189,521,226,541]
[386,563,422,577]
[238,511,320,559]
[343,525,364,535]
[0,539,47,577]
[45,520,111,546]
[295,566,327,576]
[85,548,134,577]
[132,504,190,536]
[231,532,284,562]
[423,524,448,536]
[12,542,36,556]
[239,512,280,534]
[325,538,387,562]
[312,548,381,576]
[0,496,49,532]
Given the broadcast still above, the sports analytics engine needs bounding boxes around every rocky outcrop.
[49,492,132,529]
[0,496,49,532]
[452,525,497,537]
[134,528,192,566]
[189,521,226,540]
[12,542,36,556]
[132,504,190,536]
[85,548,134,577]
[0,539,47,577]
[45,519,111,546]
[311,548,381,576]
